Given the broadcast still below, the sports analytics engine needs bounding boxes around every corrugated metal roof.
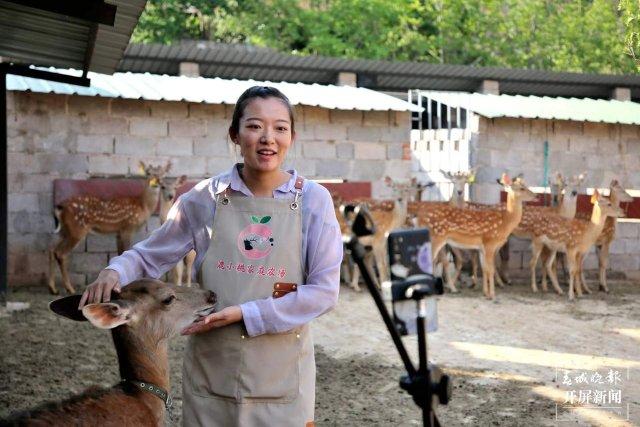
[0,0,146,74]
[119,41,640,100]
[6,68,422,112]
[419,91,640,125]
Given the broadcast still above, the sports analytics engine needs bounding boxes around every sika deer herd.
[337,172,633,301]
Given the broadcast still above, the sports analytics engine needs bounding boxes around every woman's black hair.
[229,86,295,140]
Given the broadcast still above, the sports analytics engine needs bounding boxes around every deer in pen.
[1,279,217,426]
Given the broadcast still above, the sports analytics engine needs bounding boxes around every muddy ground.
[1,276,639,426]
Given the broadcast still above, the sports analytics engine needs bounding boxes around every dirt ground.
[1,276,639,426]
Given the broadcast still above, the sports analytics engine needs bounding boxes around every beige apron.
[182,177,315,427]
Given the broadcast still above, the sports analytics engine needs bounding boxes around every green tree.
[619,0,640,69]
[131,0,638,74]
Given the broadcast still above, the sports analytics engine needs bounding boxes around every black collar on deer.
[123,379,174,419]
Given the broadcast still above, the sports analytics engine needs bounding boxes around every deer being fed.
[1,279,217,427]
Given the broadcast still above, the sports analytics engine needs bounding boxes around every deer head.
[160,175,188,204]
[564,172,587,199]
[609,179,633,203]
[499,173,537,203]
[442,169,476,199]
[384,176,421,202]
[50,279,217,340]
[591,190,625,219]
[138,161,171,189]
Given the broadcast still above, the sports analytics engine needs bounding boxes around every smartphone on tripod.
[343,211,451,426]
[385,228,439,336]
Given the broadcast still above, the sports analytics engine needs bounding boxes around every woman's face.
[234,97,295,174]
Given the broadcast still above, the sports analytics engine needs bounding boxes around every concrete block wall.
[469,115,640,277]
[7,92,411,288]
[471,116,640,204]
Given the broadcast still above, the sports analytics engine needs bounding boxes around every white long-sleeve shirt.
[107,164,342,336]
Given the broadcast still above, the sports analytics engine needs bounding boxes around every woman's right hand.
[78,269,121,309]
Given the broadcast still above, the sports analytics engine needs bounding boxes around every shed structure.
[408,90,640,275]
[6,70,418,287]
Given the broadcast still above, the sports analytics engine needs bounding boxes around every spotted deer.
[347,177,429,291]
[158,175,196,286]
[575,179,633,293]
[413,174,536,299]
[529,191,625,300]
[1,279,217,426]
[48,162,169,295]
[438,169,483,289]
[510,173,585,294]
[409,170,510,292]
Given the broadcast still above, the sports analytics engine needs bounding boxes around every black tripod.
[343,206,451,427]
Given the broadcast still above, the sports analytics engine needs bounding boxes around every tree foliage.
[619,0,640,69]
[131,0,638,74]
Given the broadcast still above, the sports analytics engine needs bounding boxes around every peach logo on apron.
[237,215,274,260]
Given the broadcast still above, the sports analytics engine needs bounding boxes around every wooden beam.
[4,0,117,26]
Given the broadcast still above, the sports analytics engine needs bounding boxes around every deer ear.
[467,172,476,184]
[611,179,619,187]
[499,173,512,186]
[49,295,88,322]
[164,161,173,174]
[176,175,187,186]
[82,301,132,329]
[138,161,147,175]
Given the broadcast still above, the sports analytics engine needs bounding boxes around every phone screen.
[386,228,438,335]
[387,228,433,280]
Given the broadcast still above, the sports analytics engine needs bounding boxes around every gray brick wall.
[7,91,411,288]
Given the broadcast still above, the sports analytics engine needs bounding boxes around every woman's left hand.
[181,305,243,335]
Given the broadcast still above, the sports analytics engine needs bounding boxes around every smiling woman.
[228,87,297,196]
[76,85,343,427]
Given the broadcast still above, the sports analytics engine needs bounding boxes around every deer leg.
[484,245,498,300]
[469,251,479,288]
[172,262,183,286]
[478,248,487,296]
[597,243,610,293]
[185,250,196,287]
[433,238,457,293]
[438,249,451,287]
[449,247,464,290]
[340,255,351,285]
[498,242,511,285]
[544,250,564,295]
[540,246,550,292]
[51,234,82,295]
[117,231,133,256]
[578,253,592,295]
[558,252,568,284]
[374,244,388,287]
[494,251,506,288]
[567,250,577,301]
[350,258,361,292]
[116,234,124,256]
[48,248,59,295]
[58,253,76,295]
[529,240,543,293]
